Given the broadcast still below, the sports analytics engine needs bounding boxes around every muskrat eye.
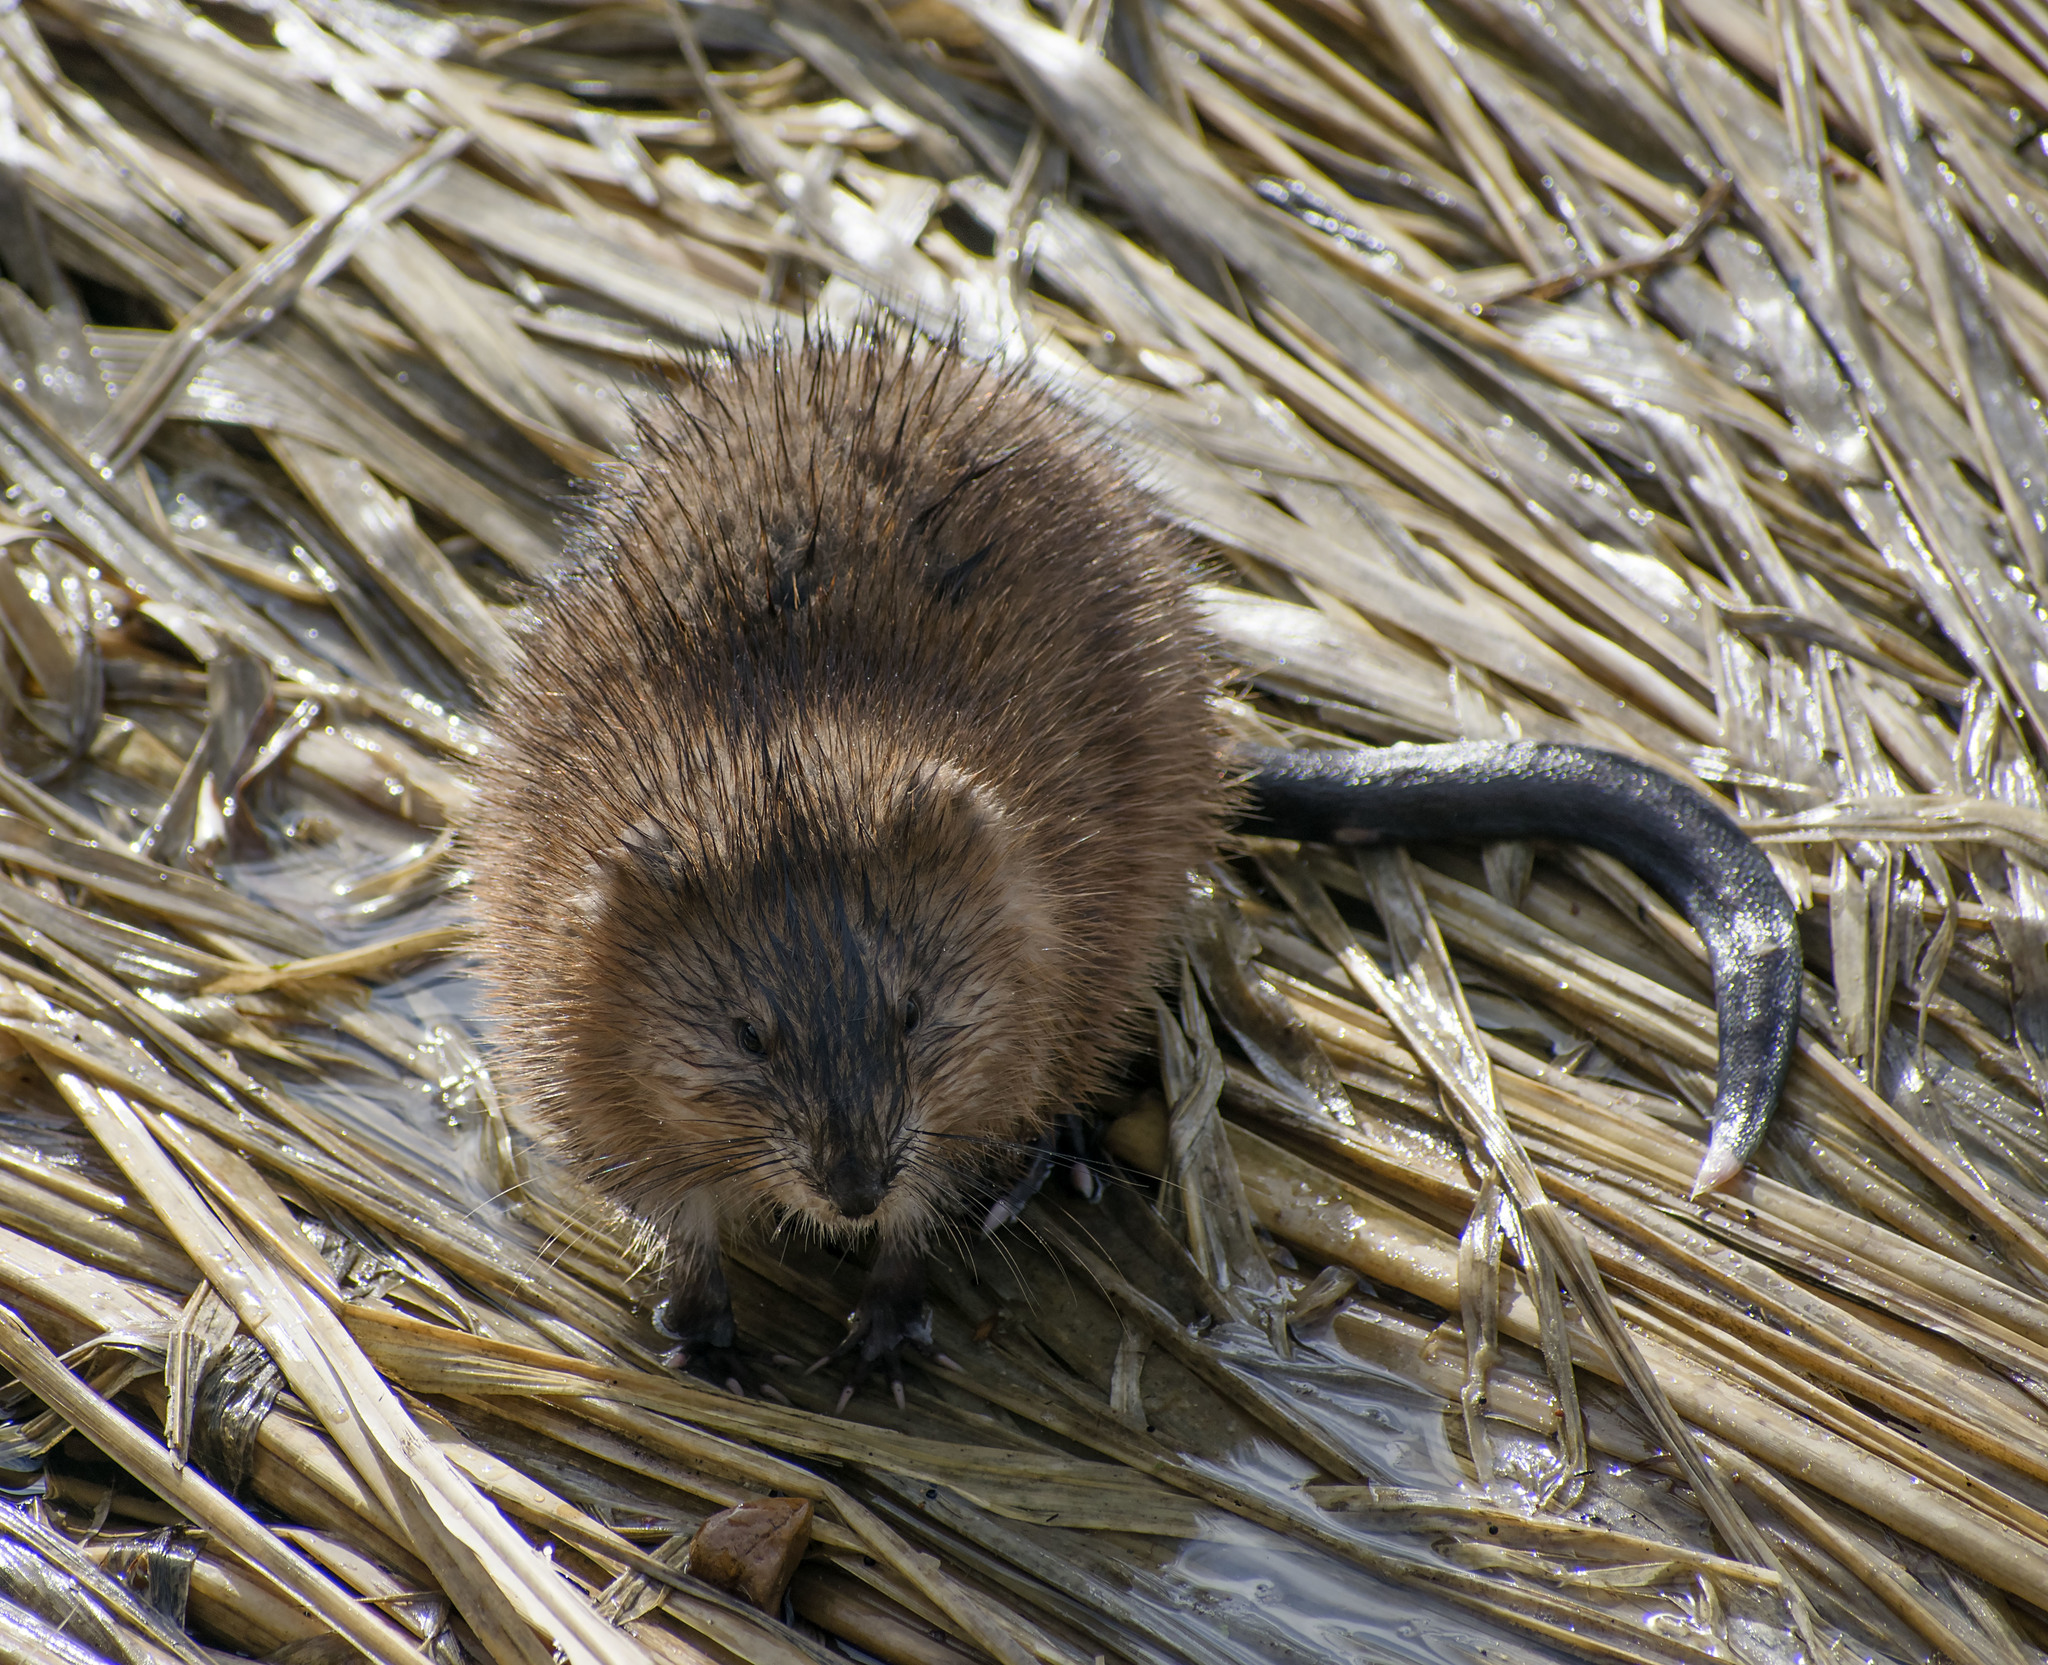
[903,994,922,1035]
[735,1020,766,1056]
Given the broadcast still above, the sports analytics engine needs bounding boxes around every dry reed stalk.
[0,0,2043,1661]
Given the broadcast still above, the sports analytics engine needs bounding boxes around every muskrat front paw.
[810,1297,956,1414]
[653,1279,764,1397]
[659,1340,751,1396]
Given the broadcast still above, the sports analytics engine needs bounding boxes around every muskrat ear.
[893,759,1058,971]
[570,817,676,920]
[618,817,676,865]
[898,761,1007,840]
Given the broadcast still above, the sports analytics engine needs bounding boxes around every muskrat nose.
[825,1159,883,1220]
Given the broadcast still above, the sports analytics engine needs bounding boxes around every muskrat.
[468,330,1800,1400]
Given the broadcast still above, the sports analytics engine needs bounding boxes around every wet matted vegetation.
[0,0,2047,1661]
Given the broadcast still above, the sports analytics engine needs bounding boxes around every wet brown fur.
[468,331,1232,1263]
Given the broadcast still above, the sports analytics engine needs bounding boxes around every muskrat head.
[568,752,1062,1242]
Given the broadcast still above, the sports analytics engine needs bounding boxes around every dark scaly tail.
[1239,741,1801,1193]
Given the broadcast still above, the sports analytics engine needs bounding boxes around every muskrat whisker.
[959,1211,1042,1309]
[609,1137,780,1169]
[604,1158,775,1194]
[594,1141,775,1180]
[659,1157,786,1187]
[533,1212,611,1267]
[907,1127,1046,1154]
[459,1180,545,1225]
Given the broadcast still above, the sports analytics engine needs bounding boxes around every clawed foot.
[981,1113,1102,1232]
[659,1340,749,1394]
[653,1288,750,1395]
[655,1230,961,1412]
[808,1301,961,1413]
[652,1272,787,1401]
[808,1250,959,1412]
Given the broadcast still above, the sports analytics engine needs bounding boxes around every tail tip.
[1689,1121,1750,1197]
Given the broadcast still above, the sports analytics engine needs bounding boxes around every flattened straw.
[39,1061,681,1665]
[0,1303,424,1665]
[1256,848,1593,1497]
[1354,0,1559,271]
[199,927,470,995]
[88,129,472,474]
[1234,1125,2048,1613]
[7,0,2048,1659]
